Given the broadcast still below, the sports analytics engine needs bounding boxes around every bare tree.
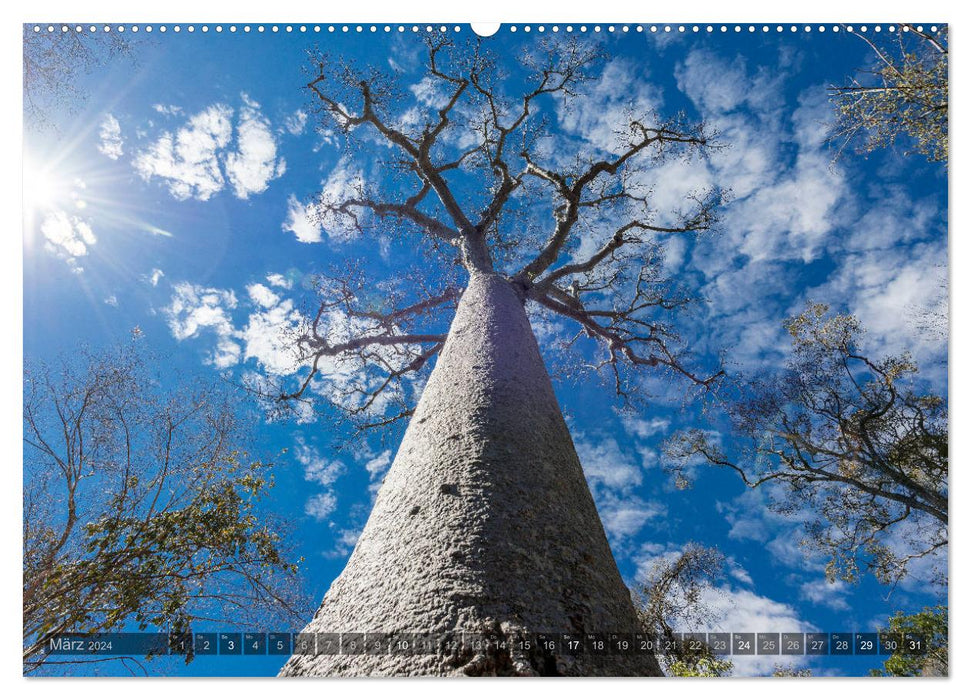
[23,340,309,673]
[273,36,723,677]
[829,24,948,164]
[666,303,947,587]
[23,25,133,131]
[258,36,724,431]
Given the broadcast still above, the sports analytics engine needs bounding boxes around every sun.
[22,151,92,253]
[23,154,68,216]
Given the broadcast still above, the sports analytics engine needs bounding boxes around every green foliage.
[830,25,948,164]
[668,655,734,677]
[23,342,306,672]
[871,606,947,677]
[666,303,947,587]
[772,664,812,677]
[633,543,734,677]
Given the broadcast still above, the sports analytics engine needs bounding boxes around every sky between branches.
[23,24,947,677]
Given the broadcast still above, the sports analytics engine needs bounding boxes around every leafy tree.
[870,605,947,676]
[23,340,308,673]
[829,24,948,164]
[666,656,734,678]
[634,543,733,677]
[666,303,947,587]
[772,665,812,677]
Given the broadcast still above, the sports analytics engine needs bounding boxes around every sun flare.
[23,155,65,216]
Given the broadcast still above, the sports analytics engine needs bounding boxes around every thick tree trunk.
[280,272,662,677]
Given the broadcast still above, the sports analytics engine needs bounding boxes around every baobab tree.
[275,36,723,677]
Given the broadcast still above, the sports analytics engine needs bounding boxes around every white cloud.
[241,295,304,375]
[294,436,345,487]
[706,115,778,200]
[677,51,747,114]
[880,516,948,593]
[700,586,816,675]
[632,542,683,583]
[627,158,715,231]
[696,260,793,369]
[149,268,165,286]
[843,192,938,253]
[135,96,285,201]
[165,276,432,427]
[575,434,642,490]
[305,492,338,521]
[312,128,339,152]
[134,103,233,201]
[163,275,316,377]
[557,58,663,154]
[631,542,814,675]
[247,282,280,309]
[164,282,241,368]
[283,109,308,136]
[318,160,366,241]
[613,413,669,471]
[620,414,670,441]
[40,211,96,272]
[598,493,665,541]
[265,272,293,289]
[717,485,828,574]
[410,76,450,109]
[282,194,323,243]
[163,275,350,385]
[143,225,173,238]
[810,238,947,363]
[103,295,118,307]
[97,114,124,160]
[364,449,392,481]
[675,50,784,118]
[152,104,183,116]
[708,91,847,271]
[324,527,362,558]
[725,149,845,265]
[799,578,851,611]
[574,432,664,545]
[727,560,754,586]
[702,586,816,634]
[283,160,366,243]
[224,94,287,199]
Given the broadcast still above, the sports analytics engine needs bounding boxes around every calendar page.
[22,21,948,679]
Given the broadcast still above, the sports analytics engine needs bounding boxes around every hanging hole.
[471,23,500,37]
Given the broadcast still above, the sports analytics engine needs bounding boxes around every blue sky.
[22,23,947,677]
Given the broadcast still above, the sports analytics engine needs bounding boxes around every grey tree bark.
[280,272,662,676]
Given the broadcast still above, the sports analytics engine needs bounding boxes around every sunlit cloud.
[305,492,338,521]
[224,94,287,199]
[97,114,124,160]
[134,95,286,202]
[40,210,96,272]
[283,109,308,136]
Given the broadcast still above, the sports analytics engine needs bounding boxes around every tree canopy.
[666,303,947,587]
[870,606,947,677]
[830,24,947,164]
[23,341,308,673]
[634,543,733,677]
[251,36,725,430]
